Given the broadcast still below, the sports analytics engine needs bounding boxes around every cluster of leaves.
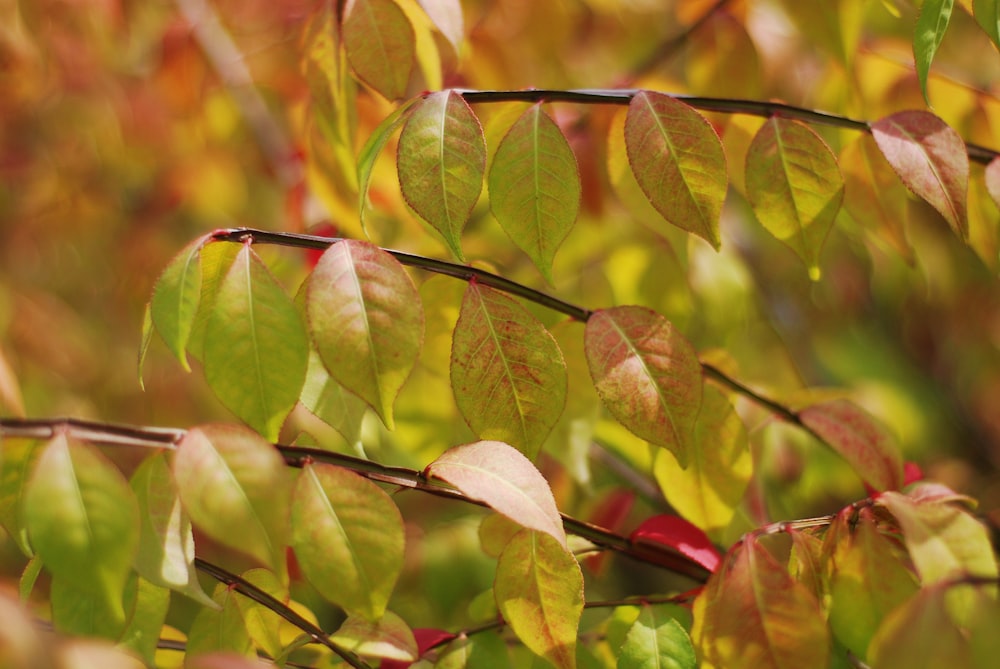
[3,0,1000,669]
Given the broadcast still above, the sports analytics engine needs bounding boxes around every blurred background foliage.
[2,0,1000,628]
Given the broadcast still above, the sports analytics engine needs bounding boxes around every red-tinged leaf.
[871,110,969,239]
[290,463,404,621]
[653,385,751,532]
[903,461,924,485]
[331,611,418,662]
[397,90,485,260]
[799,398,903,492]
[823,508,919,656]
[976,0,1000,52]
[867,583,973,669]
[985,156,1000,210]
[876,491,998,587]
[904,480,975,506]
[23,435,139,621]
[418,0,464,53]
[342,0,415,100]
[381,628,457,669]
[692,538,830,669]
[307,240,424,429]
[172,425,289,573]
[584,306,702,466]
[488,103,581,280]
[495,529,583,669]
[745,117,844,279]
[618,603,697,669]
[630,515,721,574]
[203,244,309,441]
[150,234,210,371]
[425,440,566,547]
[913,0,954,104]
[625,91,728,249]
[450,282,567,459]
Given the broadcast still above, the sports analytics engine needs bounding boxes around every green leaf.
[138,304,153,390]
[871,110,969,240]
[913,0,954,104]
[307,240,424,429]
[692,538,830,669]
[975,0,1000,51]
[617,604,697,669]
[494,529,583,669]
[358,96,421,232]
[290,462,405,621]
[172,425,290,573]
[584,306,703,467]
[800,398,904,492]
[150,234,209,371]
[204,244,308,441]
[186,583,255,660]
[233,568,287,659]
[300,350,368,453]
[426,440,566,547]
[23,435,139,620]
[331,611,418,662]
[652,385,750,533]
[187,240,240,362]
[118,576,170,666]
[436,630,512,669]
[745,117,844,279]
[0,437,41,556]
[130,452,215,607]
[397,90,485,260]
[50,574,128,639]
[488,103,581,280]
[343,0,415,100]
[451,282,567,459]
[624,91,727,250]
[867,583,973,668]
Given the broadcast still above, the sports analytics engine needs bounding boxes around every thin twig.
[625,0,734,82]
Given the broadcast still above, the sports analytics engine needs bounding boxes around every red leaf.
[630,514,721,573]
[584,489,635,574]
[304,223,338,269]
[381,628,457,669]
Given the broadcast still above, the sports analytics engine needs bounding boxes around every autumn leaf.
[342,0,415,100]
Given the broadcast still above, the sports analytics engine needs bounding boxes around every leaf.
[624,91,728,249]
[232,568,286,658]
[418,0,464,53]
[434,630,511,669]
[653,385,751,532]
[425,440,566,547]
[203,244,309,441]
[975,0,1000,51]
[871,110,969,239]
[130,453,215,607]
[172,425,290,573]
[381,628,457,669]
[617,604,697,669]
[299,350,368,453]
[186,583,255,660]
[290,462,405,621]
[50,574,128,639]
[118,576,170,666]
[799,398,903,492]
[187,240,240,362]
[0,345,25,417]
[0,437,41,555]
[584,306,702,467]
[23,435,139,620]
[985,156,1000,210]
[629,515,722,574]
[450,282,567,459]
[692,539,830,669]
[150,234,209,371]
[494,529,583,669]
[307,240,424,428]
[397,90,485,260]
[913,0,954,104]
[358,96,421,232]
[342,0,415,100]
[331,611,418,662]
[867,583,973,668]
[488,103,581,280]
[745,117,844,278]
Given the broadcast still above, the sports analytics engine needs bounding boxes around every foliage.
[2,1,1000,668]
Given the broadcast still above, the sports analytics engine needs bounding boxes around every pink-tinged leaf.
[745,117,844,278]
[799,398,903,492]
[913,0,954,104]
[203,244,309,441]
[871,110,969,239]
[342,0,415,100]
[903,461,924,485]
[625,91,728,249]
[450,282,567,459]
[331,611,418,662]
[172,425,289,573]
[488,103,581,281]
[867,583,974,669]
[904,480,975,506]
[397,91,485,260]
[630,515,721,574]
[876,491,998,587]
[418,0,464,53]
[584,306,702,466]
[976,0,1000,53]
[985,156,1000,210]
[150,234,210,371]
[653,385,751,532]
[23,435,139,622]
[291,463,404,621]
[425,440,566,547]
[307,240,424,429]
[692,538,830,669]
[495,529,583,669]
[381,628,457,669]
